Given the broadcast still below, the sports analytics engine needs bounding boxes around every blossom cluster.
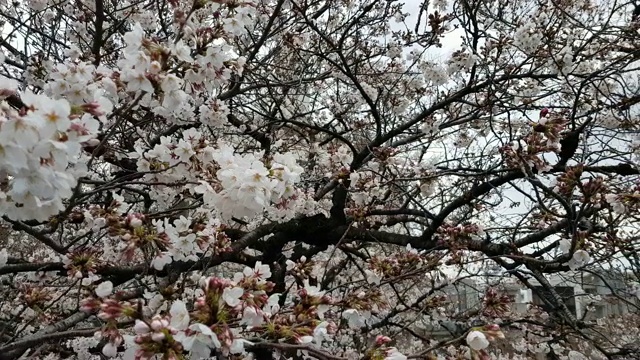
[0,0,639,360]
[77,261,354,359]
[0,77,105,221]
[200,143,304,220]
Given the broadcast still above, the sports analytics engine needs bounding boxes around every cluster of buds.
[192,277,241,325]
[100,325,124,358]
[554,164,583,198]
[83,297,142,357]
[296,285,333,319]
[532,108,566,143]
[345,206,370,225]
[482,288,512,318]
[210,227,233,254]
[499,109,571,172]
[125,213,146,229]
[257,284,332,343]
[78,202,224,262]
[466,324,505,360]
[259,318,318,344]
[67,210,87,224]
[78,101,108,117]
[371,146,398,164]
[347,171,377,193]
[335,167,351,183]
[258,315,321,344]
[580,176,606,202]
[120,227,170,262]
[362,335,407,360]
[444,250,467,266]
[80,297,137,320]
[500,133,555,172]
[192,275,273,332]
[368,252,423,278]
[132,316,184,360]
[285,256,315,279]
[62,247,102,279]
[273,192,300,210]
[530,209,558,229]
[606,189,640,215]
[235,272,275,295]
[81,203,153,246]
[436,223,485,246]
[20,284,52,310]
[340,288,386,315]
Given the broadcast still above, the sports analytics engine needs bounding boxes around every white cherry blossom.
[466,331,489,350]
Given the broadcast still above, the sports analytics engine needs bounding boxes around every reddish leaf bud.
[540,107,549,118]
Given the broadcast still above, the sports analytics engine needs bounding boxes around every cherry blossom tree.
[1,0,640,359]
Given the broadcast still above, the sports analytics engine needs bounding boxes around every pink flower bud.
[149,61,162,74]
[81,102,105,117]
[113,335,124,346]
[150,318,164,331]
[327,321,338,334]
[375,335,392,346]
[69,122,88,134]
[483,324,500,331]
[134,320,150,334]
[80,297,101,312]
[207,277,228,291]
[195,296,206,309]
[126,214,144,228]
[130,218,143,228]
[151,332,165,342]
[540,108,549,118]
[98,299,123,320]
[135,349,150,359]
